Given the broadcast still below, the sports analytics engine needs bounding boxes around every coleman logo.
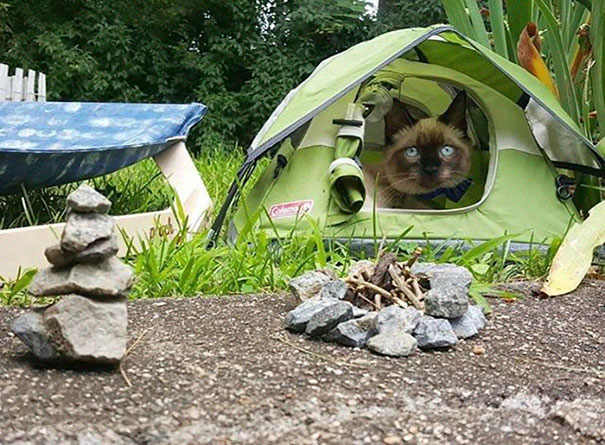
[269,200,314,219]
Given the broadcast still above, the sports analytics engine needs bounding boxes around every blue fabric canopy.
[0,101,206,195]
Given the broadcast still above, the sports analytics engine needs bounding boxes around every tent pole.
[206,157,256,247]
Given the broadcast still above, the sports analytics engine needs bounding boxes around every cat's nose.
[422,165,439,176]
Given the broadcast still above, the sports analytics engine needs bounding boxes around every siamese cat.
[364,91,472,209]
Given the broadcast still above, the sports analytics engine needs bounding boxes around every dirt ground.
[1,281,604,445]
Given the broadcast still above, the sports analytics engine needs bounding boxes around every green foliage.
[0,1,447,149]
[0,146,557,306]
[440,0,603,142]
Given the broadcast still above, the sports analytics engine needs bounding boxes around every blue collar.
[417,178,473,202]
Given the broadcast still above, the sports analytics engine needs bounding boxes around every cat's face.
[383,91,472,195]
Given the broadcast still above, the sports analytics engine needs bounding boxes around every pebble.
[288,271,332,302]
[305,301,354,337]
[367,332,417,357]
[413,316,458,349]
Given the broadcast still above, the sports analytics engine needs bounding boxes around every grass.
[0,145,560,307]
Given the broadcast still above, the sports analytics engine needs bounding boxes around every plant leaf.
[516,23,559,98]
[542,200,605,296]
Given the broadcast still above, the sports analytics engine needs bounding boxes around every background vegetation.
[1,1,601,305]
[0,0,444,149]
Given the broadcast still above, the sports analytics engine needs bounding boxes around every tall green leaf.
[591,0,605,136]
[463,0,491,47]
[534,0,581,122]
[487,0,509,57]
[507,0,534,47]
[442,0,475,37]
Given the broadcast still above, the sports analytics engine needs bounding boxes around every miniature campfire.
[285,250,487,357]
[343,249,428,312]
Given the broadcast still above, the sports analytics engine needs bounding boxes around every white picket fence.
[0,63,46,102]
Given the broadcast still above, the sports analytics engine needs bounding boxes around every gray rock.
[29,257,135,298]
[305,301,354,337]
[11,311,58,360]
[375,305,422,334]
[66,184,112,214]
[319,279,348,300]
[411,262,473,290]
[347,260,375,278]
[284,297,336,332]
[448,305,486,338]
[424,284,469,319]
[44,295,127,364]
[413,316,458,349]
[352,306,369,318]
[288,271,332,303]
[367,332,417,357]
[45,235,120,267]
[323,312,377,347]
[61,213,115,253]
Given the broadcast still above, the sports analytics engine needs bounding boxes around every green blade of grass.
[459,233,522,264]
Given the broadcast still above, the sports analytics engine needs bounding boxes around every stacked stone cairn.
[11,185,134,365]
[284,254,487,357]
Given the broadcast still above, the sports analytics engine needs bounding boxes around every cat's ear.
[438,90,467,133]
[384,99,417,144]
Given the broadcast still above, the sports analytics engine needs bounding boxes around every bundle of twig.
[344,248,427,311]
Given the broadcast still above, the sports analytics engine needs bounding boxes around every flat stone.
[43,295,127,364]
[323,312,377,347]
[367,332,417,357]
[45,235,119,267]
[29,257,135,298]
[284,297,336,332]
[448,305,486,338]
[305,301,354,337]
[66,184,111,214]
[413,316,458,349]
[319,279,348,300]
[11,311,58,360]
[424,284,469,319]
[411,262,473,290]
[375,305,422,334]
[288,271,332,303]
[61,213,115,253]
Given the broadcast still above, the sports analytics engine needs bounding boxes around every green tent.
[211,25,605,246]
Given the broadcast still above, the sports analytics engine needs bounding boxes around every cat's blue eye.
[404,147,418,157]
[440,145,455,157]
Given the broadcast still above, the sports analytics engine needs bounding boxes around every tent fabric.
[0,102,206,194]
[329,103,366,213]
[247,26,604,177]
[213,25,602,246]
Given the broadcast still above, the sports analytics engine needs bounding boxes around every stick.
[411,278,425,301]
[406,247,423,268]
[374,293,382,310]
[513,356,605,378]
[271,334,367,368]
[119,363,132,387]
[357,293,381,310]
[388,265,424,310]
[345,277,392,299]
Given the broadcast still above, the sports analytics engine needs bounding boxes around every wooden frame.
[0,141,212,280]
